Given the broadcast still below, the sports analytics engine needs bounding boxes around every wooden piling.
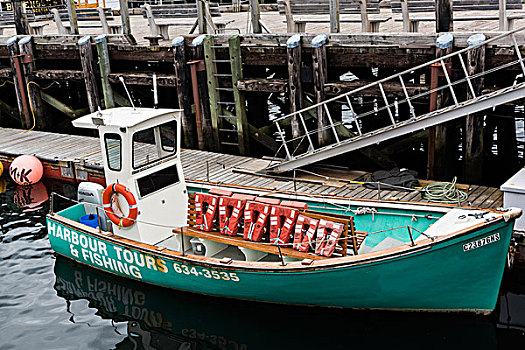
[435,0,453,32]
[119,0,136,44]
[464,34,486,183]
[229,35,250,155]
[428,33,454,180]
[95,35,115,109]
[192,35,214,150]
[66,0,79,35]
[78,36,101,113]
[249,0,262,34]
[329,0,340,33]
[287,34,303,147]
[172,37,196,149]
[499,0,508,31]
[12,0,30,35]
[19,36,46,129]
[197,0,207,34]
[203,35,221,151]
[7,36,30,128]
[312,34,329,146]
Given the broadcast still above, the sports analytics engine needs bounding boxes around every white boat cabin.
[73,107,188,247]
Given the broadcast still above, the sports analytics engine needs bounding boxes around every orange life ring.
[102,183,138,228]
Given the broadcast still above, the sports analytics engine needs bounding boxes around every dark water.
[1,178,525,350]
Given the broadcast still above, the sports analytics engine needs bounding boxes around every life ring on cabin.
[103,183,138,228]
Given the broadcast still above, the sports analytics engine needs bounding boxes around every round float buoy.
[9,155,43,185]
[0,161,4,177]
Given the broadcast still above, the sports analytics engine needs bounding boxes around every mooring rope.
[422,177,468,204]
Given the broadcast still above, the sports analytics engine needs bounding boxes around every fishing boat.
[46,107,522,314]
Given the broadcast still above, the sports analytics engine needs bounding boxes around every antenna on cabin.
[119,76,136,110]
[152,72,158,109]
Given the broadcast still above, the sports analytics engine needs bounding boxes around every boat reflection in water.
[53,256,525,349]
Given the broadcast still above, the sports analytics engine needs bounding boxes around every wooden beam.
[435,0,453,32]
[41,91,84,118]
[95,35,114,109]
[12,0,30,35]
[428,33,455,180]
[66,0,79,35]
[464,34,486,184]
[287,34,303,147]
[172,36,196,149]
[499,0,507,31]
[7,36,30,128]
[229,35,250,155]
[312,34,329,146]
[329,0,340,33]
[19,36,47,129]
[78,36,100,113]
[119,0,135,43]
[249,0,261,33]
[237,78,288,93]
[324,81,428,96]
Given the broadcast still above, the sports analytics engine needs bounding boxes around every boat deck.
[0,127,504,209]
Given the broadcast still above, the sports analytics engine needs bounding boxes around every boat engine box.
[77,182,110,232]
[501,167,525,232]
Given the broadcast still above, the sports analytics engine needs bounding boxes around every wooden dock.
[0,127,504,209]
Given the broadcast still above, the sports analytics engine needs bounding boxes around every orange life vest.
[315,219,344,257]
[293,215,319,251]
[218,193,255,236]
[269,205,300,246]
[194,193,219,231]
[243,197,280,242]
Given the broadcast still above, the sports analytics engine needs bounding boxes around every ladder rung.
[216,87,234,91]
[217,101,235,105]
[220,142,239,146]
[212,60,230,63]
[219,115,236,118]
[211,46,224,49]
[214,74,233,77]
[219,129,237,133]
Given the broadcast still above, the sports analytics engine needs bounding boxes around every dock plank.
[0,127,506,210]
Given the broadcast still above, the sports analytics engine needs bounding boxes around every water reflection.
[53,256,525,350]
[13,182,49,211]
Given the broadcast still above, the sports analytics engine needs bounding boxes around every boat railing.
[271,26,525,170]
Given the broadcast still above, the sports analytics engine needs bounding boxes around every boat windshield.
[132,120,177,170]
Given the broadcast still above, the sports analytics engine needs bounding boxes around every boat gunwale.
[47,208,507,273]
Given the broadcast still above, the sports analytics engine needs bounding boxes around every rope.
[422,177,468,204]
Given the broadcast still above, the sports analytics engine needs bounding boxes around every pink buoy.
[9,155,44,185]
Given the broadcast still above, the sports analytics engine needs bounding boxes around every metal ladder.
[203,35,249,155]
[269,27,525,173]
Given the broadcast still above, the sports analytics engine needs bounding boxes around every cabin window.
[136,164,180,197]
[104,133,122,171]
[133,120,177,169]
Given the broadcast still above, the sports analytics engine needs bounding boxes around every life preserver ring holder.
[103,183,138,228]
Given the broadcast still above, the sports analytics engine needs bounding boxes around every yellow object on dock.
[0,161,3,177]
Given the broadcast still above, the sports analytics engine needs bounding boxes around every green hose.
[422,177,468,204]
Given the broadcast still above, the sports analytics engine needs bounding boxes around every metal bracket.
[14,54,33,64]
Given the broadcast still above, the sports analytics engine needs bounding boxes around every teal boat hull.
[46,210,514,314]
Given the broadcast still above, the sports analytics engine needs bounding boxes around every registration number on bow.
[463,233,500,252]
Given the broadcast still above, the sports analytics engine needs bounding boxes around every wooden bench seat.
[142,3,232,40]
[394,13,525,31]
[279,0,389,33]
[288,16,391,33]
[173,227,330,260]
[0,22,48,35]
[392,0,523,32]
[51,8,122,35]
